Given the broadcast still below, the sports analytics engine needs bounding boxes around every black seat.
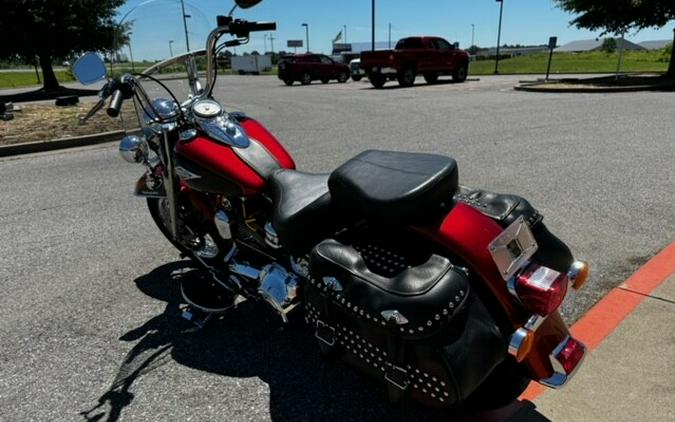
[269,169,337,255]
[328,150,458,225]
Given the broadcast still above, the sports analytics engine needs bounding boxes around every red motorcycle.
[72,0,589,412]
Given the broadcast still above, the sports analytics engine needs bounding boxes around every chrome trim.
[214,210,232,240]
[567,260,587,285]
[506,275,519,298]
[384,365,409,390]
[119,135,149,164]
[179,129,197,141]
[196,115,250,148]
[508,327,530,358]
[322,276,343,292]
[507,314,547,359]
[229,263,261,280]
[264,222,281,249]
[381,310,409,325]
[258,264,299,323]
[315,320,336,347]
[289,256,310,278]
[539,335,587,389]
[488,216,538,281]
[175,166,202,181]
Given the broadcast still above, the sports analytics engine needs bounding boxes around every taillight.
[514,263,568,316]
[555,336,586,374]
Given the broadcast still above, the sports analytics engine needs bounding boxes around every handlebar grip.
[253,21,276,31]
[107,89,124,117]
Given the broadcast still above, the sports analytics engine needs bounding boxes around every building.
[555,38,644,53]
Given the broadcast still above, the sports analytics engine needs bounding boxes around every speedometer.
[192,99,222,118]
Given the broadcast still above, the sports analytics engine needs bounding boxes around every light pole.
[127,31,135,73]
[471,24,475,47]
[180,0,191,52]
[269,34,275,53]
[495,0,504,74]
[169,40,174,57]
[302,23,310,52]
[264,34,268,53]
[388,23,392,48]
[344,25,347,45]
[371,0,376,51]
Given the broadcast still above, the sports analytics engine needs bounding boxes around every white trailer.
[231,54,272,75]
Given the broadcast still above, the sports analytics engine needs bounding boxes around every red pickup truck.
[360,36,470,88]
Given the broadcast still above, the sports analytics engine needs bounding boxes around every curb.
[0,130,128,158]
[520,240,675,401]
[514,83,673,93]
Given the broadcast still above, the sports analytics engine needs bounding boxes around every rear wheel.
[300,72,312,85]
[351,75,362,82]
[463,357,531,410]
[398,66,416,87]
[337,71,348,83]
[283,79,294,86]
[321,78,329,84]
[424,73,439,84]
[453,64,468,83]
[369,73,386,89]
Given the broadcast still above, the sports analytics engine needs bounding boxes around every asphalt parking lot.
[0,74,673,421]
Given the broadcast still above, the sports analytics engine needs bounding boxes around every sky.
[116,0,675,61]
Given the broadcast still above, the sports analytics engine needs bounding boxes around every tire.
[453,64,468,83]
[300,72,312,85]
[424,73,439,84]
[369,73,386,89]
[283,79,294,86]
[463,355,531,410]
[337,72,348,83]
[321,78,329,84]
[351,75,362,82]
[147,197,230,263]
[398,66,416,87]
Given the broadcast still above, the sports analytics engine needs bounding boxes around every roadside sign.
[287,40,303,48]
[546,36,557,81]
[548,37,558,50]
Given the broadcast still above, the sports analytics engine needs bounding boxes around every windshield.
[113,0,213,131]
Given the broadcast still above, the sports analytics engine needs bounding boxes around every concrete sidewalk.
[510,274,675,421]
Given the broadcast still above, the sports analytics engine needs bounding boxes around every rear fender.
[414,203,567,380]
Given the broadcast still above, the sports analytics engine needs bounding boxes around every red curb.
[520,240,675,402]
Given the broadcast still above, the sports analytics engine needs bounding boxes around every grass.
[469,50,670,75]
[0,71,75,89]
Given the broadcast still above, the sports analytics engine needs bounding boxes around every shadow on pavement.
[81,261,555,422]
[0,86,99,103]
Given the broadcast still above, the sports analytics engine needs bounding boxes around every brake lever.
[79,97,106,124]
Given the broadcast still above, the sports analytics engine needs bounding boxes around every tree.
[0,0,126,91]
[555,0,675,76]
[601,38,617,53]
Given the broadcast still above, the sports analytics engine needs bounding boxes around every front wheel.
[398,67,416,87]
[453,64,468,83]
[283,79,294,86]
[300,72,312,85]
[351,75,362,82]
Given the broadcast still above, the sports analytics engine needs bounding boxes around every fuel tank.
[175,116,295,196]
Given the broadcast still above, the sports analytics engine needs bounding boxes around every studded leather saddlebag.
[305,238,506,409]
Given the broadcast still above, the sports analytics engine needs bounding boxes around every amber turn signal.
[567,261,590,290]
[508,327,535,363]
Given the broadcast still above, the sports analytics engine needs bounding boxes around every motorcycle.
[72,0,589,412]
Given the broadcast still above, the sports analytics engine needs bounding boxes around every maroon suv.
[278,54,350,86]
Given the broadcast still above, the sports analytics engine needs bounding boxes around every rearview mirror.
[235,0,263,9]
[72,52,107,85]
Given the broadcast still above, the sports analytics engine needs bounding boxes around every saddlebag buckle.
[385,364,409,391]
[315,320,336,347]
